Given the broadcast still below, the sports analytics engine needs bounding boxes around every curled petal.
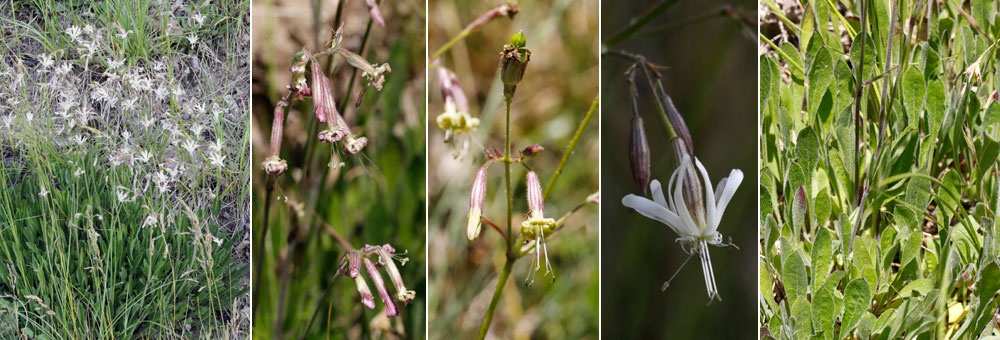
[365,0,385,27]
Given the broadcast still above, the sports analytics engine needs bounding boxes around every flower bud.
[269,105,285,156]
[587,191,600,205]
[364,257,398,317]
[629,115,650,195]
[521,144,544,158]
[500,31,531,99]
[365,0,385,27]
[526,171,543,218]
[467,166,488,240]
[347,250,361,278]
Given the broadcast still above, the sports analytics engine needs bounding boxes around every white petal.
[650,179,667,208]
[622,194,683,235]
[714,169,744,227]
[694,158,717,233]
[670,162,700,237]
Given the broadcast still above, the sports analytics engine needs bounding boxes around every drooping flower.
[521,171,556,285]
[343,250,376,309]
[434,66,479,157]
[365,0,385,27]
[373,244,415,304]
[620,154,743,300]
[467,165,488,240]
[363,257,398,317]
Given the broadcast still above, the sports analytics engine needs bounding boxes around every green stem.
[543,96,598,200]
[251,180,274,319]
[604,0,679,48]
[433,27,473,59]
[477,94,515,340]
[477,259,513,340]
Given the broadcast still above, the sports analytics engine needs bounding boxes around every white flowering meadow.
[0,1,249,338]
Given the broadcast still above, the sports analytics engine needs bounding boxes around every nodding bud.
[521,144,544,158]
[526,171,544,218]
[376,245,416,304]
[500,31,530,99]
[467,166,488,240]
[587,191,600,205]
[345,136,368,154]
[364,257,398,317]
[261,155,288,176]
[365,0,385,27]
[347,250,361,278]
[466,3,519,33]
[662,94,694,158]
[353,273,376,310]
[629,115,651,195]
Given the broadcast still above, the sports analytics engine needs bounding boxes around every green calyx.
[509,31,526,48]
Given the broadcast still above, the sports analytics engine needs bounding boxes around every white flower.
[209,152,225,168]
[621,154,743,301]
[182,139,199,157]
[192,12,206,26]
[186,33,199,46]
[74,168,85,178]
[65,26,82,41]
[142,214,158,228]
[137,150,152,163]
[1,116,13,129]
[116,186,133,203]
[38,53,54,70]
[39,185,49,198]
[141,117,156,129]
[108,58,125,70]
[56,63,72,75]
[362,63,391,91]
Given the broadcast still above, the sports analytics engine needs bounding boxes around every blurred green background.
[251,0,426,339]
[427,0,600,339]
[600,0,757,338]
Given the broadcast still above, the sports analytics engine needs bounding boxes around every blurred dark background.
[601,0,757,338]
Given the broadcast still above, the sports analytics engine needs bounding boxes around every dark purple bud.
[629,115,650,195]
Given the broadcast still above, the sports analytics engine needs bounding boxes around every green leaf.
[807,48,833,120]
[901,67,926,129]
[796,127,822,174]
[813,189,832,229]
[984,102,1000,141]
[900,227,924,267]
[782,249,809,303]
[897,278,934,298]
[925,79,946,138]
[811,227,833,291]
[760,258,777,312]
[842,278,872,336]
[812,287,836,335]
[791,296,813,337]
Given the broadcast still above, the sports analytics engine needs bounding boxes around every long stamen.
[661,253,695,291]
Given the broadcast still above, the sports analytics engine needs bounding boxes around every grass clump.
[0,0,250,338]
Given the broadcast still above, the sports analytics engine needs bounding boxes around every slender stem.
[504,97,513,251]
[252,180,274,319]
[433,28,474,59]
[299,270,343,340]
[477,259,513,340]
[543,96,598,200]
[477,94,515,340]
[604,0,680,48]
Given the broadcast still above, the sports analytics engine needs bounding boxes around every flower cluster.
[262,27,390,176]
[340,244,415,317]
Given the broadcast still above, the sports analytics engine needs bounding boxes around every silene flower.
[467,165,488,240]
[434,66,479,156]
[521,171,556,286]
[621,154,743,301]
